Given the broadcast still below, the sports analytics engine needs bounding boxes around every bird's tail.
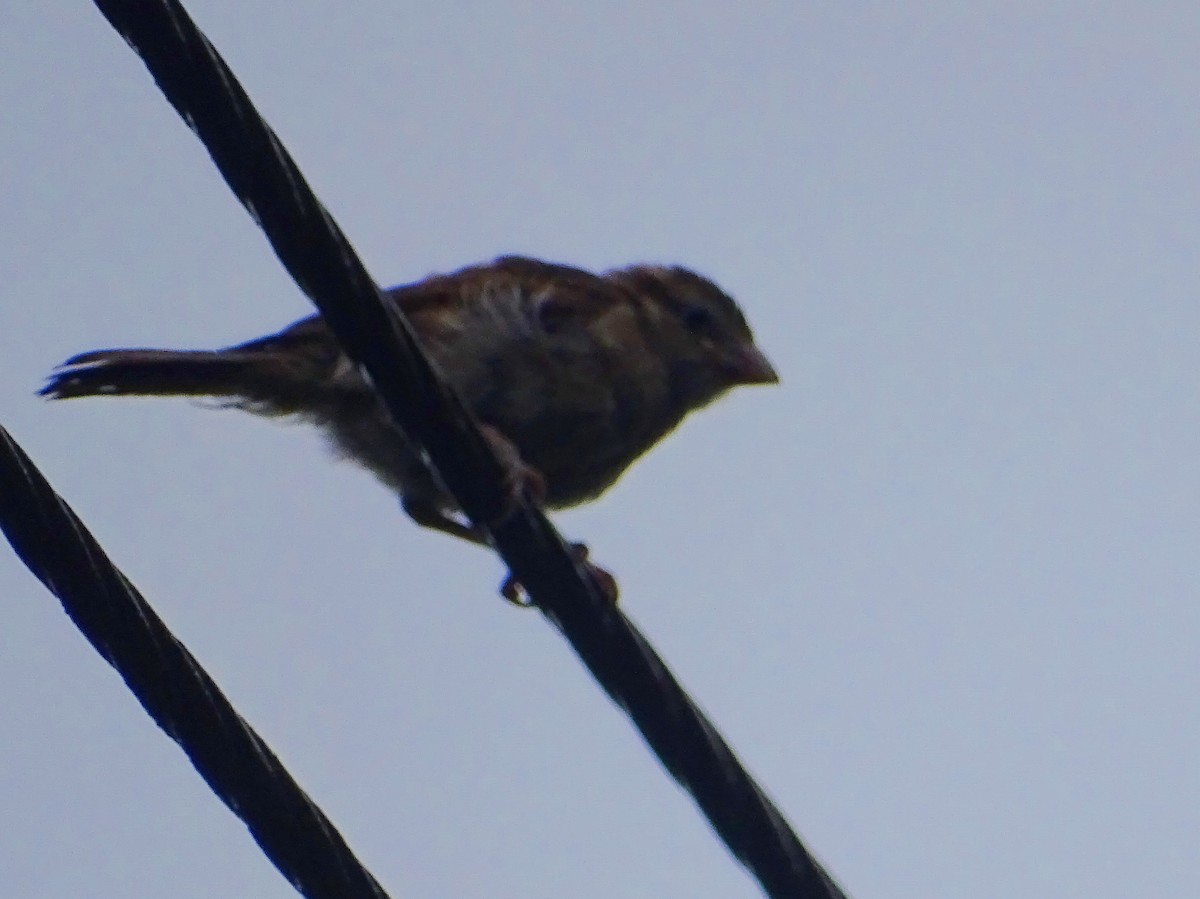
[40,347,326,416]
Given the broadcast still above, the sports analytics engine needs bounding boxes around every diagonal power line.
[0,426,391,899]
[3,1,852,896]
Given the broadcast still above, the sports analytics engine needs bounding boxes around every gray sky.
[2,3,1197,897]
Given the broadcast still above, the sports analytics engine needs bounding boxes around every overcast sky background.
[1,3,1197,897]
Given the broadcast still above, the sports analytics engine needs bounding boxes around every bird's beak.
[728,343,780,385]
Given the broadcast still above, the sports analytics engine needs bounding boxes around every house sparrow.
[41,255,778,601]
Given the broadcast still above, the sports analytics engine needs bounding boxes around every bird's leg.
[401,495,489,546]
[478,425,618,604]
[398,424,544,548]
[401,425,618,606]
[478,424,547,515]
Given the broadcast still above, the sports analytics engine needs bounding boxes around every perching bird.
[41,255,778,600]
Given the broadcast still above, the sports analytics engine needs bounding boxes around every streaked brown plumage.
[41,255,777,599]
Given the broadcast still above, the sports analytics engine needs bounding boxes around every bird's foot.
[480,424,547,522]
[499,541,620,607]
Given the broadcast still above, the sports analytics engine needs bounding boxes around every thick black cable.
[68,2,850,896]
[0,426,390,899]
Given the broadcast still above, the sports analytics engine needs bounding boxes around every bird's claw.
[499,541,619,607]
[480,424,547,524]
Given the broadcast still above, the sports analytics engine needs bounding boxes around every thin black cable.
[70,1,850,896]
[0,426,390,899]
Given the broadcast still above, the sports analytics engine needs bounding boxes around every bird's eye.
[682,304,714,332]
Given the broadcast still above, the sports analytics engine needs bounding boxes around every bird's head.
[612,265,778,412]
